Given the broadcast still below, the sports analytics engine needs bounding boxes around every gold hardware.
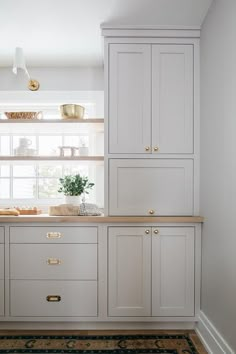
[28,79,40,91]
[47,258,62,265]
[153,229,159,235]
[145,229,150,234]
[148,209,155,215]
[153,146,159,152]
[46,295,61,302]
[46,232,62,239]
[145,146,150,152]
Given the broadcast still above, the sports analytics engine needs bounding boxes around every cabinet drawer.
[109,159,193,216]
[10,244,97,280]
[0,280,4,316]
[0,245,4,279]
[10,280,97,317]
[10,226,97,244]
[0,227,4,243]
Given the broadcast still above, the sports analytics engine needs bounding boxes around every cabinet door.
[109,44,151,153]
[109,159,193,216]
[152,227,194,316]
[152,45,193,153]
[108,227,151,316]
[0,245,4,279]
[0,280,4,316]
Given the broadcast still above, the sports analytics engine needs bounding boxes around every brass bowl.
[60,104,85,120]
[5,112,42,120]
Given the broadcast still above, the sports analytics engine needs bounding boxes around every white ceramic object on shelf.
[64,195,81,205]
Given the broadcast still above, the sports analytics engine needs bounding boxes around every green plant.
[58,174,94,196]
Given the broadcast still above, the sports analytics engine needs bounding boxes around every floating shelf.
[0,156,104,161]
[0,119,104,124]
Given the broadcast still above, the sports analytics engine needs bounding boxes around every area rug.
[0,333,206,353]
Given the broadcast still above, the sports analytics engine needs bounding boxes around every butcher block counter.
[0,214,204,223]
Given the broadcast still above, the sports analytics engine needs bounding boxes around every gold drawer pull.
[145,146,151,152]
[46,232,62,239]
[47,258,62,265]
[148,209,155,215]
[153,229,159,235]
[153,146,159,152]
[145,229,150,235]
[46,295,61,302]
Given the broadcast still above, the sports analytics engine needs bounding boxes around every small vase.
[64,195,81,205]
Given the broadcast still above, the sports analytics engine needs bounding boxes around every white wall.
[200,0,236,350]
[0,67,104,91]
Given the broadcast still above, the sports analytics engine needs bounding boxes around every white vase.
[64,195,81,205]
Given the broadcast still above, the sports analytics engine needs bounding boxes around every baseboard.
[195,311,234,354]
[0,321,195,330]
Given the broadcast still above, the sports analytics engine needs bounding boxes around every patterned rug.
[0,333,207,353]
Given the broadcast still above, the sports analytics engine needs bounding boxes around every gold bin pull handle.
[46,232,62,239]
[46,295,61,302]
[47,258,62,265]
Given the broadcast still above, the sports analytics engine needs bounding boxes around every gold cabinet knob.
[145,146,151,152]
[153,229,159,235]
[148,209,155,215]
[145,229,150,234]
[153,146,159,152]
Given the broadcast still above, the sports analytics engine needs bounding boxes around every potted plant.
[58,174,94,205]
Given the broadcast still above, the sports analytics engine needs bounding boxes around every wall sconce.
[12,47,40,91]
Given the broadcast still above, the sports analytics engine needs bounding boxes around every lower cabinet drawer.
[10,280,97,317]
[0,245,4,279]
[10,226,97,244]
[10,244,97,280]
[0,280,4,316]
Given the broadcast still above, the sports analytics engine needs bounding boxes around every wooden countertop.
[0,214,204,223]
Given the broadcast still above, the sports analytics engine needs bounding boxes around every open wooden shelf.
[0,118,104,124]
[0,156,104,161]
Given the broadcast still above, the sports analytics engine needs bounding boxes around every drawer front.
[0,227,4,243]
[10,226,97,244]
[109,159,193,216]
[0,280,4,316]
[10,244,97,280]
[10,280,97,317]
[0,245,4,279]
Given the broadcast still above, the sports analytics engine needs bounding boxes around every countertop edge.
[0,215,204,223]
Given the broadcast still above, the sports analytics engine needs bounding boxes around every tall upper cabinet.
[102,26,200,216]
[108,43,193,154]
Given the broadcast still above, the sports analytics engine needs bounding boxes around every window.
[0,91,104,211]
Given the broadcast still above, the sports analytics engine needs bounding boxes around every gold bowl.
[5,112,42,120]
[60,104,85,120]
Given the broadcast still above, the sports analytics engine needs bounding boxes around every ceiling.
[0,0,213,67]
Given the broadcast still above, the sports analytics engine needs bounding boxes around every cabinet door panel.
[152,227,194,316]
[108,227,151,316]
[0,245,4,279]
[152,45,193,153]
[0,227,4,243]
[109,44,151,153]
[0,280,4,316]
[109,159,193,216]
